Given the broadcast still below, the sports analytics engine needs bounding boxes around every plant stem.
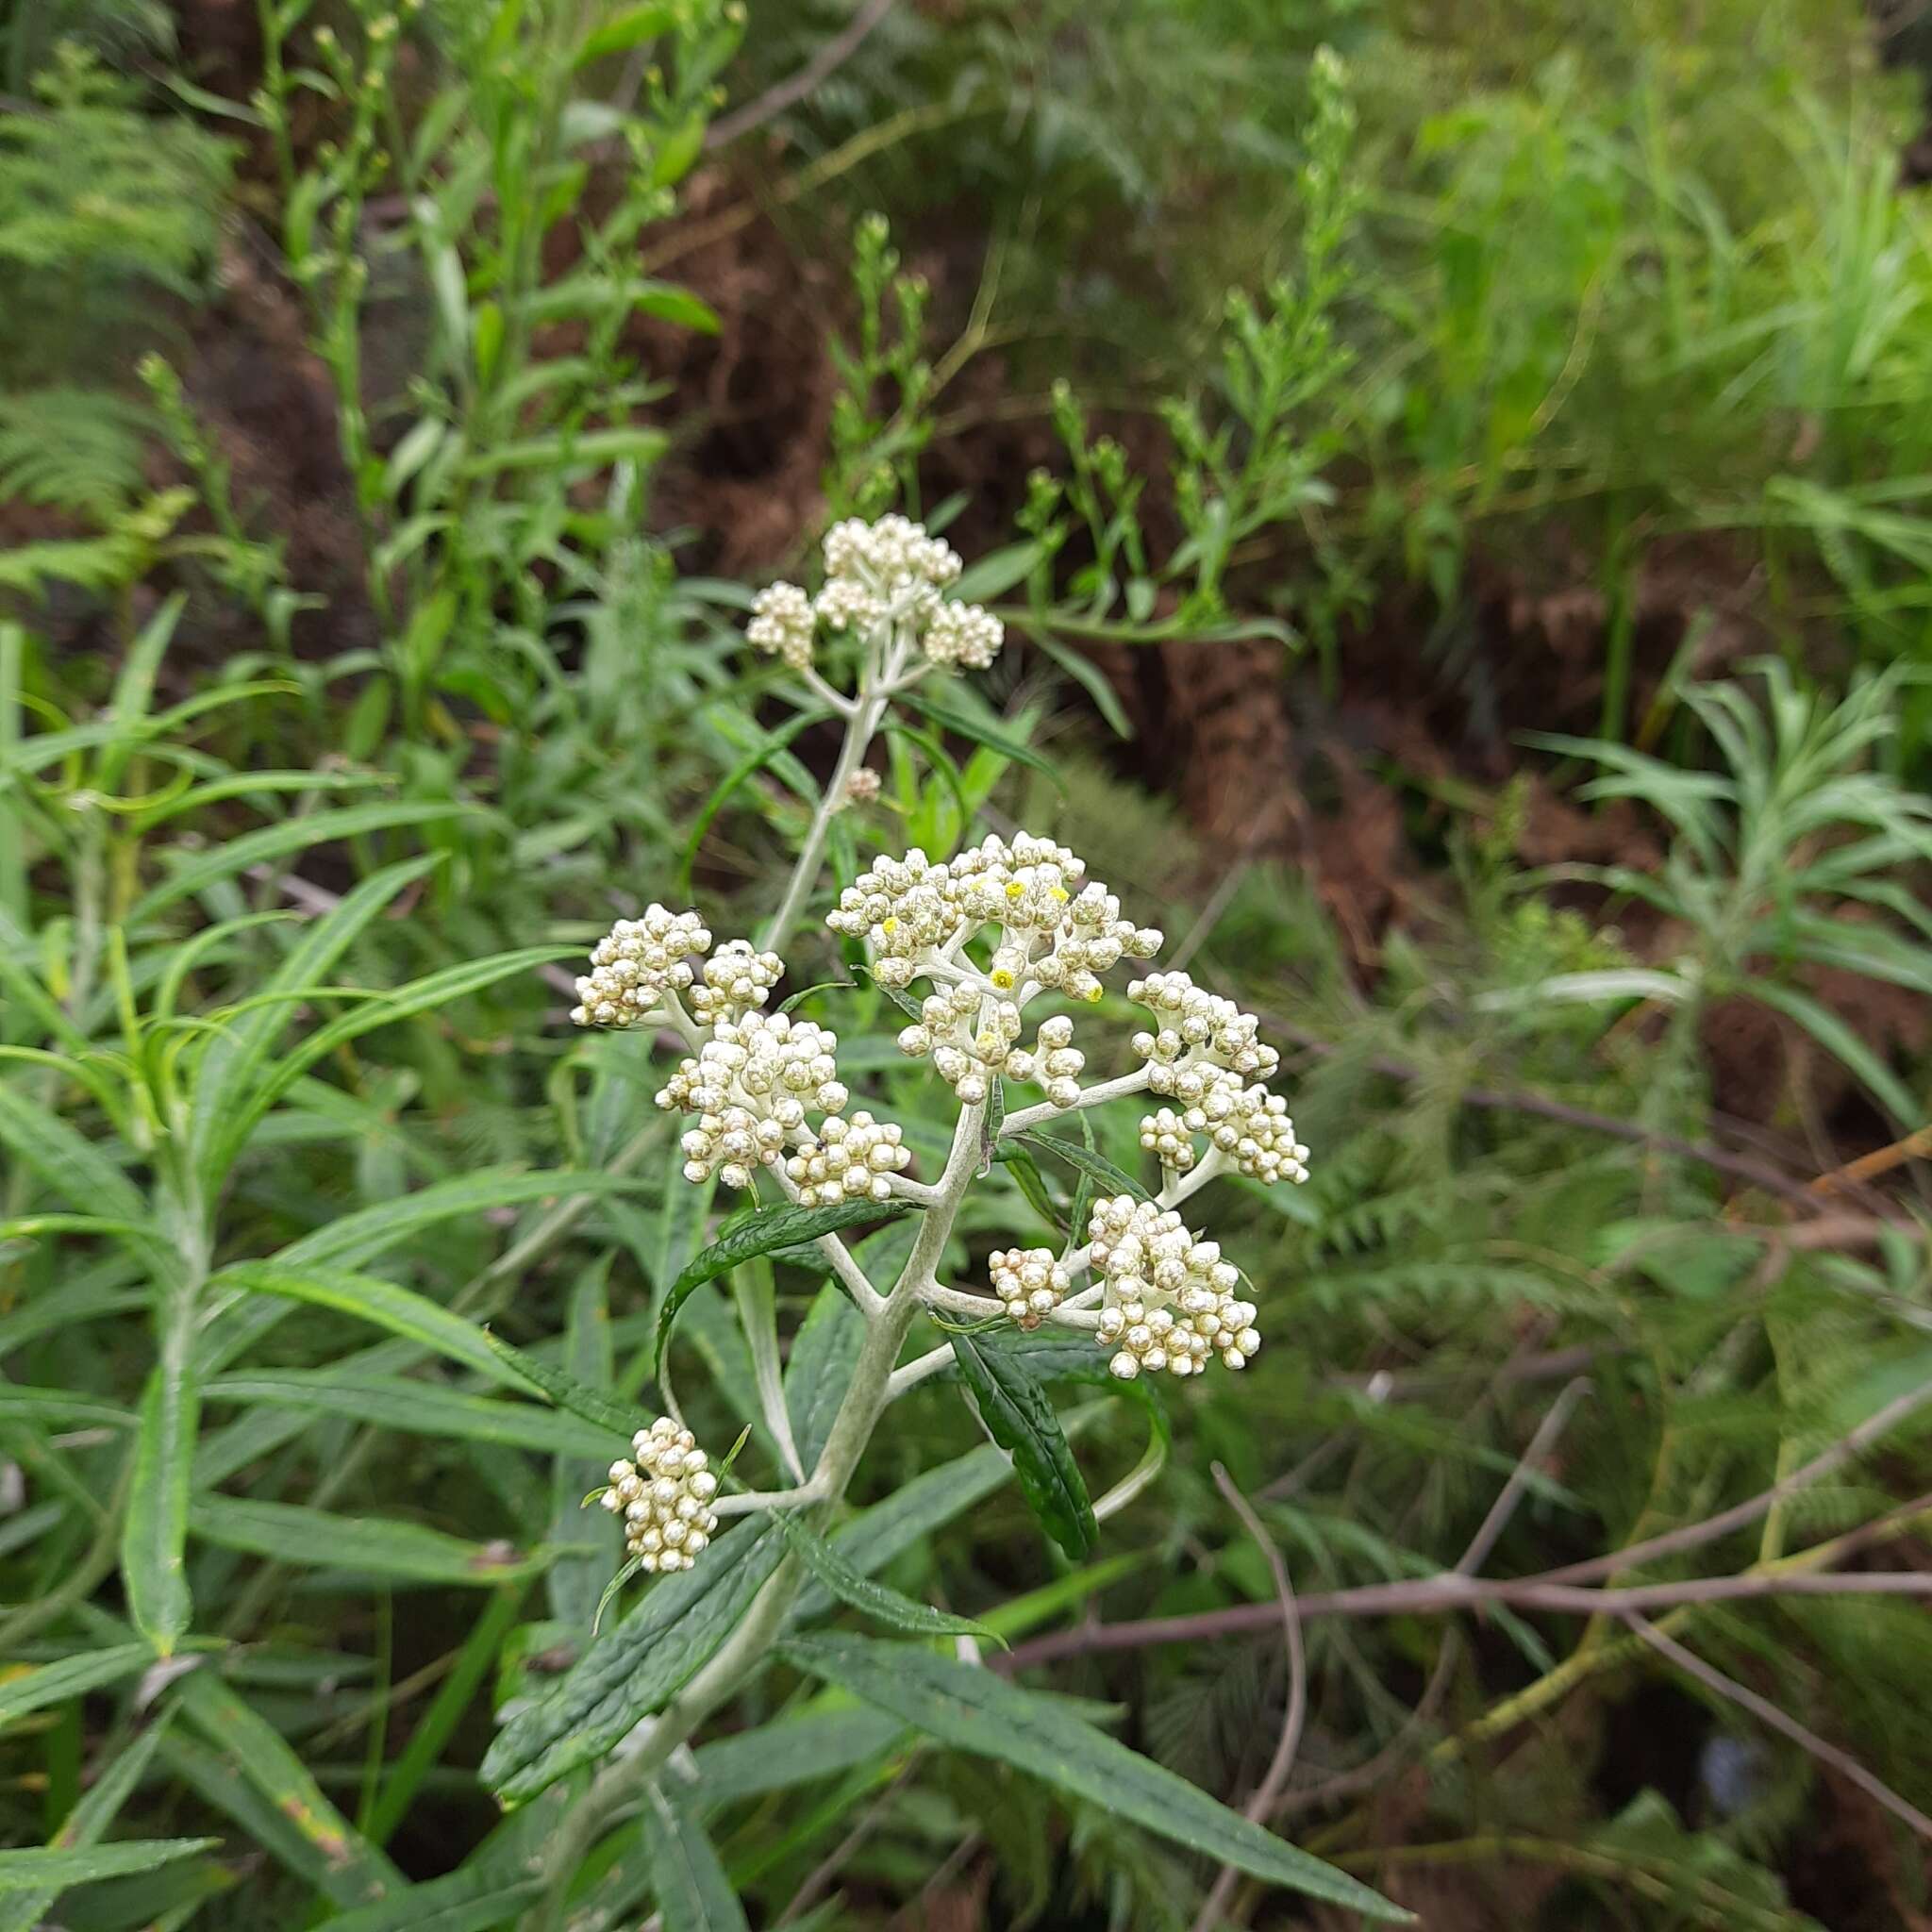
[761,690,887,956]
[531,1098,984,1926]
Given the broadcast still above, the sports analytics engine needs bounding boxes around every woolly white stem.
[1001,1065,1152,1140]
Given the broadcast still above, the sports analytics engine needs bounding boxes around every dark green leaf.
[0,1642,152,1733]
[1021,1130,1149,1202]
[769,1508,1005,1646]
[690,1707,908,1805]
[784,1281,865,1469]
[191,1495,538,1586]
[948,1333,1096,1558]
[485,1328,648,1438]
[658,1200,911,1367]
[637,1780,748,1932]
[0,1842,217,1892]
[782,1636,1407,1920]
[902,691,1062,786]
[482,1523,784,1804]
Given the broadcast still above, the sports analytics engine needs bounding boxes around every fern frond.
[0,387,150,516]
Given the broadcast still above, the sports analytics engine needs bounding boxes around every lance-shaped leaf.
[769,1508,1004,1647]
[485,1328,651,1438]
[1020,1130,1150,1202]
[0,1716,175,1932]
[0,1842,217,1893]
[637,1779,749,1932]
[482,1522,784,1804]
[191,1495,539,1587]
[782,1635,1408,1921]
[950,1332,1096,1559]
[125,1340,198,1653]
[0,1641,152,1733]
[657,1199,910,1366]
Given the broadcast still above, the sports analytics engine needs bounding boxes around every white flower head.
[991,1245,1070,1330]
[686,940,785,1025]
[747,582,816,671]
[572,907,712,1029]
[601,1416,721,1574]
[786,1110,910,1205]
[1088,1193,1260,1380]
[1125,972,1307,1185]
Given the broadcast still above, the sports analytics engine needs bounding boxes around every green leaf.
[792,1443,1010,1629]
[949,1332,1096,1559]
[170,1665,400,1908]
[227,947,575,1168]
[781,1636,1408,1921]
[1020,1129,1149,1201]
[902,690,1062,786]
[551,1259,621,1634]
[1752,978,1921,1126]
[190,1495,539,1586]
[0,1385,134,1427]
[770,1508,1005,1646]
[784,1280,865,1470]
[575,3,675,63]
[690,1707,908,1805]
[0,1717,175,1932]
[206,1262,507,1383]
[0,1642,152,1733]
[950,541,1045,604]
[127,801,464,924]
[125,1347,198,1653]
[203,1371,615,1457]
[485,1328,649,1438]
[658,1199,911,1368]
[678,708,831,900]
[320,1865,542,1932]
[482,1523,784,1804]
[0,1081,142,1221]
[993,1141,1064,1232]
[191,853,440,1187]
[637,1780,748,1932]
[0,1842,217,1892]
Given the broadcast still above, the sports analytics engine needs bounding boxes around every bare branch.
[1542,1380,1932,1586]
[995,1568,1932,1673]
[1624,1614,1932,1843]
[1455,1378,1591,1578]
[705,0,897,152]
[1191,1467,1307,1932]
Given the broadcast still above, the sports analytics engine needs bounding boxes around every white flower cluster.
[1127,971,1307,1185]
[826,835,1161,998]
[991,1245,1070,1330]
[746,582,814,671]
[896,996,1083,1108]
[785,1111,911,1205]
[570,907,712,1029]
[1087,1194,1261,1380]
[658,1011,851,1191]
[686,941,784,1024]
[744,514,1004,675]
[600,1418,720,1573]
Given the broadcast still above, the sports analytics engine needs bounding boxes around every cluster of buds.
[600,1419,720,1574]
[658,1011,850,1191]
[785,1111,911,1205]
[1126,971,1307,1186]
[896,994,1084,1108]
[991,1245,1071,1330]
[744,514,1004,675]
[1087,1194,1261,1380]
[827,835,1160,1003]
[1129,972,1280,1082]
[569,907,712,1029]
[686,941,784,1024]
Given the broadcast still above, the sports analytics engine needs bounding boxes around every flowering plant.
[475,514,1393,1929]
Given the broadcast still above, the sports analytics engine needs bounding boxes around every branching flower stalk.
[540,516,1315,1922]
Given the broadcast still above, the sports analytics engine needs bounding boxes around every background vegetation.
[2,0,1931,1925]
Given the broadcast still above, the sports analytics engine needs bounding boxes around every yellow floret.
[991,969,1015,990]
